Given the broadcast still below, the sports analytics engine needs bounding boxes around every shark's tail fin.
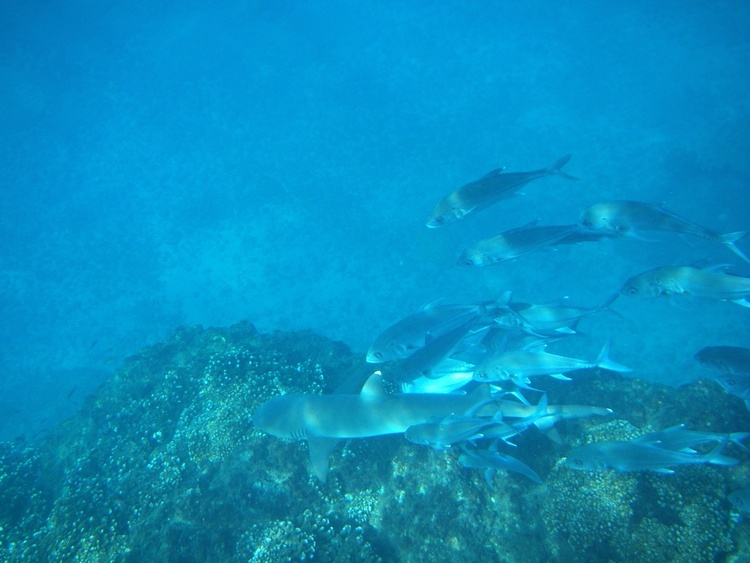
[546,154,580,181]
[719,231,750,263]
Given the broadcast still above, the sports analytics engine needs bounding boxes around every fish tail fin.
[704,440,739,466]
[719,231,750,263]
[595,340,632,373]
[729,432,750,451]
[547,154,580,181]
[598,293,626,321]
[515,394,548,431]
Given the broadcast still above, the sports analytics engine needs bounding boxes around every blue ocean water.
[1,0,749,448]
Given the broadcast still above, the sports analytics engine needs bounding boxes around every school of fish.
[255,154,750,509]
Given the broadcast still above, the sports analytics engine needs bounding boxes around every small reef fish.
[565,440,737,473]
[253,371,495,482]
[473,341,631,385]
[695,346,750,375]
[457,224,581,267]
[579,200,749,262]
[714,374,750,411]
[367,300,493,363]
[728,489,750,512]
[620,266,750,307]
[427,154,579,228]
[458,445,542,485]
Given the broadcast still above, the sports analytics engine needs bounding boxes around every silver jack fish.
[459,444,542,485]
[502,293,620,335]
[405,413,507,450]
[405,394,548,449]
[391,319,482,383]
[714,374,750,411]
[620,265,750,307]
[579,200,749,262]
[695,345,750,374]
[427,155,579,228]
[367,300,496,363]
[457,223,581,267]
[634,424,750,452]
[485,399,613,430]
[565,440,737,473]
[473,341,631,385]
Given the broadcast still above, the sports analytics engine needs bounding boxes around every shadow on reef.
[1,321,750,562]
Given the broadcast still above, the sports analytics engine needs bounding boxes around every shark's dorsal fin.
[360,371,386,399]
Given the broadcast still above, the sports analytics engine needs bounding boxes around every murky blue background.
[2,1,749,440]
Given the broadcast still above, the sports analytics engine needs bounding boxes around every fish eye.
[654,278,663,286]
[572,458,583,466]
[581,220,592,228]
[372,351,383,359]
[627,286,638,295]
[434,216,445,225]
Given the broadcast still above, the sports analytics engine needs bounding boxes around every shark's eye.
[654,278,663,286]
[372,351,383,359]
[572,458,583,466]
[626,286,638,295]
[433,216,445,225]
[581,219,592,228]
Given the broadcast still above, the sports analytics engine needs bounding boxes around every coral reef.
[0,322,747,561]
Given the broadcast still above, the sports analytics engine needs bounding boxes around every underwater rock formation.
[0,321,748,561]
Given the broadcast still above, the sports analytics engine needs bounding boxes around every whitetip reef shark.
[254,371,611,482]
[253,371,494,482]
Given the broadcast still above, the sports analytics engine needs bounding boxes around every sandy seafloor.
[1,1,750,560]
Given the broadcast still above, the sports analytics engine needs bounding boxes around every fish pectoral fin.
[307,436,340,483]
[650,467,675,474]
[731,298,750,308]
[549,373,572,381]
[483,468,496,490]
[625,230,661,243]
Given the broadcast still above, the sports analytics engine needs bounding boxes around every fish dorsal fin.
[505,219,541,235]
[360,371,387,399]
[482,166,506,179]
[521,339,548,352]
[467,383,492,404]
[418,298,444,312]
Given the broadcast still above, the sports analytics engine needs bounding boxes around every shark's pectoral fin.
[308,436,340,483]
